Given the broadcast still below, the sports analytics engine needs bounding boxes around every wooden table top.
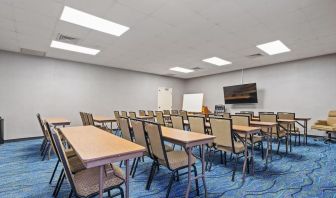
[277,119,296,123]
[295,117,311,121]
[161,126,215,147]
[232,125,261,133]
[93,115,116,123]
[45,118,71,126]
[250,121,277,126]
[60,126,145,168]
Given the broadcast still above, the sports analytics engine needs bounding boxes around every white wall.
[0,51,185,140]
[185,54,336,136]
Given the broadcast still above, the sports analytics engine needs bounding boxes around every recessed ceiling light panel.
[60,6,129,36]
[169,67,194,73]
[257,40,290,55]
[50,40,100,55]
[202,57,232,66]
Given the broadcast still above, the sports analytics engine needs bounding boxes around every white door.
[158,87,172,111]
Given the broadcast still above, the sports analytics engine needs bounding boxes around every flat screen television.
[223,83,258,104]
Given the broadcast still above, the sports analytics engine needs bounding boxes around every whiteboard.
[182,93,204,112]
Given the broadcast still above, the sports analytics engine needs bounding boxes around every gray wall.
[0,51,185,140]
[185,54,336,136]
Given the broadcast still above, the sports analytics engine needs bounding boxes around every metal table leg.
[99,165,104,198]
[126,159,130,198]
[185,147,192,198]
[242,133,248,180]
[201,144,208,197]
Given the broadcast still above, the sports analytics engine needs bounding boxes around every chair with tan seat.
[139,110,146,116]
[171,110,179,115]
[260,113,288,154]
[147,110,155,118]
[51,126,125,198]
[155,111,166,126]
[79,112,86,126]
[171,115,184,130]
[277,112,300,145]
[119,117,133,142]
[37,113,51,160]
[208,118,246,181]
[113,111,121,136]
[180,110,188,121]
[231,115,264,159]
[189,116,209,157]
[121,111,127,118]
[129,112,136,119]
[312,110,336,143]
[163,110,170,115]
[144,122,199,197]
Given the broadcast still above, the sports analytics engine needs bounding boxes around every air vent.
[56,33,80,44]
[191,67,202,71]
[247,53,264,58]
[20,48,46,57]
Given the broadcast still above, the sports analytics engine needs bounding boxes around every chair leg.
[277,139,281,154]
[176,170,180,181]
[232,154,238,182]
[261,142,264,160]
[193,165,200,196]
[199,145,202,158]
[49,160,60,184]
[119,160,123,167]
[224,152,227,166]
[146,162,156,190]
[54,171,65,197]
[68,189,73,198]
[285,136,288,154]
[130,158,137,176]
[166,171,176,198]
[108,190,111,197]
[53,169,64,196]
[220,151,224,164]
[42,143,50,161]
[40,138,46,152]
[132,157,140,178]
[119,186,125,198]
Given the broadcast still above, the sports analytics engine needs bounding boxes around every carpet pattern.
[1,137,336,198]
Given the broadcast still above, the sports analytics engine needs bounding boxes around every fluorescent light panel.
[170,67,194,73]
[257,40,290,55]
[50,40,100,55]
[202,57,232,66]
[60,6,129,36]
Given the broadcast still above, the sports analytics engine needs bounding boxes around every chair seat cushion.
[164,144,174,152]
[74,164,124,197]
[65,148,76,158]
[312,125,336,131]
[247,135,263,143]
[159,151,196,170]
[273,130,287,138]
[217,142,245,153]
[68,156,86,173]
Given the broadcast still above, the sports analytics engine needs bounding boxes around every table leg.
[99,165,104,198]
[251,134,255,176]
[126,159,130,198]
[289,123,292,152]
[185,147,192,198]
[201,144,208,197]
[305,120,308,145]
[265,127,272,169]
[242,134,248,180]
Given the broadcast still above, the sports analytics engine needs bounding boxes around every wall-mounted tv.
[223,83,258,104]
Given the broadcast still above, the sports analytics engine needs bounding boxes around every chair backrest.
[188,116,205,134]
[277,112,295,129]
[37,113,48,139]
[50,127,78,195]
[119,117,133,141]
[171,115,184,130]
[327,111,336,125]
[144,122,168,166]
[155,111,165,125]
[129,112,136,119]
[114,111,121,128]
[82,112,90,126]
[259,113,277,133]
[209,118,235,150]
[45,122,60,159]
[79,112,86,125]
[163,110,170,115]
[235,113,252,121]
[87,113,95,126]
[223,112,231,119]
[259,112,274,117]
[121,111,127,117]
[139,110,146,116]
[180,110,188,120]
[147,110,154,117]
[130,119,151,156]
[171,110,178,115]
[231,115,250,126]
[240,111,254,117]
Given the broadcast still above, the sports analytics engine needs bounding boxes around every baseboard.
[4,136,43,143]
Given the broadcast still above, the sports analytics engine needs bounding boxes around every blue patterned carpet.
[1,137,336,198]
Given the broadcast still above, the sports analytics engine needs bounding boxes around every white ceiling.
[0,0,336,78]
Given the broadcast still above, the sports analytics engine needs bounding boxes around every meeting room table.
[161,126,215,198]
[93,115,116,132]
[295,117,311,145]
[59,125,145,198]
[45,117,71,128]
[277,119,296,152]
